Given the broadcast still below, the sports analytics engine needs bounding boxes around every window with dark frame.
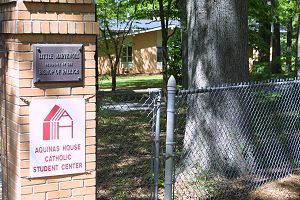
[122,45,133,63]
[157,47,163,62]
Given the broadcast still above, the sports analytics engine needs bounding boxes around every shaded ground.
[97,108,153,199]
[248,174,300,200]
[173,173,300,200]
[97,91,166,199]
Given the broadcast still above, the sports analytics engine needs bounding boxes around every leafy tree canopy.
[278,0,298,24]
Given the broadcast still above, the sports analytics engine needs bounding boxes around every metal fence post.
[153,89,161,200]
[164,76,176,200]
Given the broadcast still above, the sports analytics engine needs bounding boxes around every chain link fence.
[96,89,164,200]
[96,78,300,199]
[169,78,300,199]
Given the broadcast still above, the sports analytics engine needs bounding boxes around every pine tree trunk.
[178,0,188,89]
[298,20,300,75]
[162,36,168,94]
[111,62,117,91]
[271,17,281,74]
[183,0,249,177]
[259,21,271,64]
[111,72,116,91]
[297,1,300,75]
[286,17,293,69]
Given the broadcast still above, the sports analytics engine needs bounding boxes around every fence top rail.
[97,88,161,97]
[0,50,8,55]
[177,77,300,95]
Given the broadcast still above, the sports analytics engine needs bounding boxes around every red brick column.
[0,0,98,199]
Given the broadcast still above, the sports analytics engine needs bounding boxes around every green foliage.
[167,29,182,85]
[135,0,180,20]
[250,62,297,81]
[278,0,298,24]
[248,0,274,22]
[248,0,299,75]
[250,63,272,81]
[97,0,141,19]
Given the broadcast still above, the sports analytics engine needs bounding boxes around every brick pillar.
[0,0,98,199]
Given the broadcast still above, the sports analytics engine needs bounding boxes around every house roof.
[44,105,73,121]
[101,19,180,34]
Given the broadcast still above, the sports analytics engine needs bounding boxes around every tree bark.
[286,17,293,69]
[186,1,248,88]
[297,0,300,76]
[271,17,281,74]
[258,21,271,64]
[162,35,168,93]
[110,61,118,91]
[183,0,250,179]
[178,0,188,89]
[158,0,168,93]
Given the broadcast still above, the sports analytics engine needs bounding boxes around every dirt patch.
[248,174,300,200]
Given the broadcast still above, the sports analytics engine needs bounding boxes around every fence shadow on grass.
[96,90,164,199]
[97,109,152,199]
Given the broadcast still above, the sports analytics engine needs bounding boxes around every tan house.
[99,20,180,75]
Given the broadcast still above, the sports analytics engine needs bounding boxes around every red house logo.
[43,105,73,140]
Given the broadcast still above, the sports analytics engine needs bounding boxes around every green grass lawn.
[98,74,163,90]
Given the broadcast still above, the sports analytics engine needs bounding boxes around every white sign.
[30,98,85,178]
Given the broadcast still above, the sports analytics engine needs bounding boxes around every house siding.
[133,31,160,74]
[99,30,162,75]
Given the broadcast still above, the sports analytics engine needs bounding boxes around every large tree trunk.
[182,0,250,178]
[186,1,248,87]
[271,17,281,74]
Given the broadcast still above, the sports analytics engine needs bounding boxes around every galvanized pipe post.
[153,89,161,200]
[164,76,176,200]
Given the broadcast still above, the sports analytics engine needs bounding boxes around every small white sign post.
[30,98,85,178]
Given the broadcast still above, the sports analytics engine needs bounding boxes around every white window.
[122,45,133,63]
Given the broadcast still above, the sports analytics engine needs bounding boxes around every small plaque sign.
[33,44,83,83]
